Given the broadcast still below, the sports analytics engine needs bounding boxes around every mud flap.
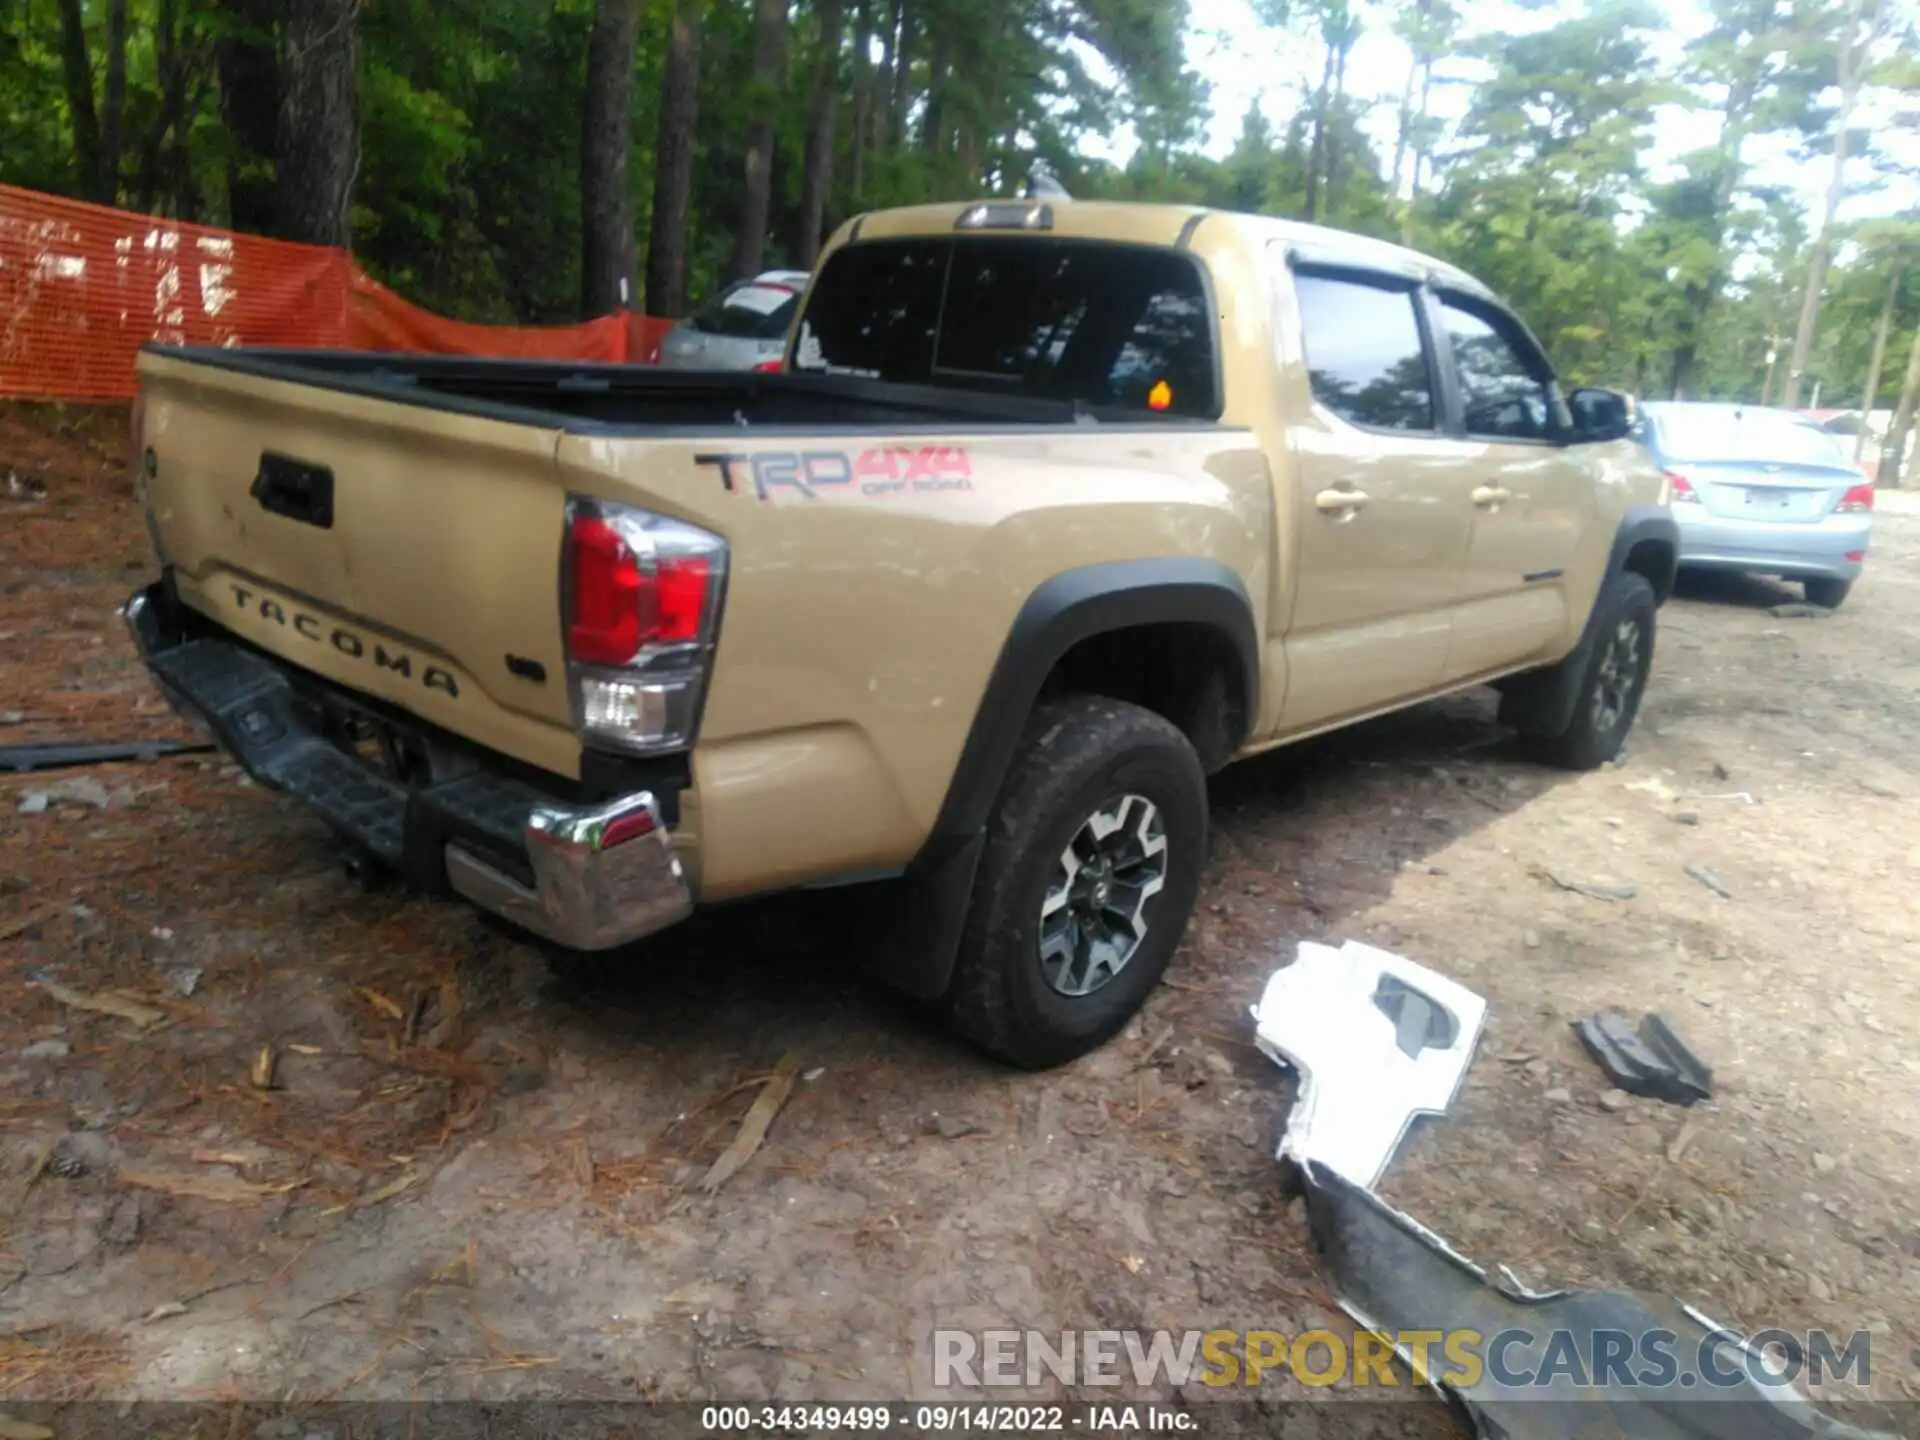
[858,831,985,1000]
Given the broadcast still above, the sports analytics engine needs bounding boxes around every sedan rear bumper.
[122,583,693,952]
[1673,509,1871,581]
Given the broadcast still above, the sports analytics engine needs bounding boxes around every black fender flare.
[1498,505,1679,737]
[866,557,1260,1000]
[1604,504,1681,607]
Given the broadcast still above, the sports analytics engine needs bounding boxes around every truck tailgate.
[138,351,580,778]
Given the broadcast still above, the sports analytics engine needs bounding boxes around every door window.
[1438,298,1554,441]
[1291,272,1436,432]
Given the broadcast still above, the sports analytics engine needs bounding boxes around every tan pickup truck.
[125,199,1677,1068]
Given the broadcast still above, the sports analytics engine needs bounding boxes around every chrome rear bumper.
[445,793,691,950]
[123,583,693,953]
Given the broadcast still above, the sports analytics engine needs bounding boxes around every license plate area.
[299,690,432,788]
[1744,488,1796,508]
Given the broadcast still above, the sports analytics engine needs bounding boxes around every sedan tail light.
[563,498,727,755]
[1663,469,1700,504]
[1836,483,1874,513]
[751,358,782,374]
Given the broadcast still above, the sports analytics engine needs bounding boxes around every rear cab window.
[791,237,1220,419]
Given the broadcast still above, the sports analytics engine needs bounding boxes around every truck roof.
[839,199,1495,300]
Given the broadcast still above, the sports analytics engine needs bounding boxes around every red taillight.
[567,514,645,664]
[652,555,712,642]
[1663,469,1699,503]
[1836,483,1874,513]
[567,517,716,663]
[563,499,726,754]
[751,358,782,374]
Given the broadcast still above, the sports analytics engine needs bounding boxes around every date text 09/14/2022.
[699,1403,1196,1432]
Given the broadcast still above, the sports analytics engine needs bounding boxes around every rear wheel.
[1802,576,1852,609]
[1521,571,1657,771]
[942,696,1207,1070]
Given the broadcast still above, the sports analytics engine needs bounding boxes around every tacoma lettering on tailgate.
[227,583,459,697]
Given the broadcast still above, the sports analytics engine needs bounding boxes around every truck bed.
[152,346,1215,434]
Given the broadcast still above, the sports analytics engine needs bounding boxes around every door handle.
[1471,485,1513,508]
[1314,487,1370,514]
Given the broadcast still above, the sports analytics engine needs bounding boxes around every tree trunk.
[219,0,280,234]
[733,0,790,279]
[1881,325,1920,488]
[581,0,643,315]
[1855,265,1902,459]
[847,0,872,198]
[1412,58,1433,193]
[1782,0,1884,408]
[796,0,846,269]
[645,0,703,317]
[1389,61,1415,198]
[1323,37,1351,220]
[55,0,102,199]
[93,0,129,204]
[275,0,359,246]
[955,122,978,187]
[886,0,911,150]
[1302,41,1336,223]
[137,0,203,219]
[921,30,950,156]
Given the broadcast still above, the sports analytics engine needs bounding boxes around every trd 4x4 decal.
[694,446,973,501]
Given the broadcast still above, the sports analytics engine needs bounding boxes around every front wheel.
[1802,576,1852,609]
[941,696,1208,1070]
[1522,571,1657,771]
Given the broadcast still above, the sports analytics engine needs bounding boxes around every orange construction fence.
[0,184,673,402]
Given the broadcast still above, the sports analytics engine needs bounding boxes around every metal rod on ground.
[0,739,218,773]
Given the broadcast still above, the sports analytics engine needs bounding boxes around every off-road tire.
[941,696,1208,1070]
[1523,571,1657,771]
[1802,576,1852,610]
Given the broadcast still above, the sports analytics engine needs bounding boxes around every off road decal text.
[694,446,973,501]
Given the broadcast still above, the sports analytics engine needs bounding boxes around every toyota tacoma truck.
[124,199,1678,1069]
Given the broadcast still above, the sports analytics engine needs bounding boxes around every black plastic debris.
[1302,1161,1897,1440]
[0,739,217,773]
[1572,1009,1714,1105]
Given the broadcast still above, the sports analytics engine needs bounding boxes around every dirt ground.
[3,403,1917,1427]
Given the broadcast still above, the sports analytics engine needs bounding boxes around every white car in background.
[1639,401,1875,609]
[655,270,809,372]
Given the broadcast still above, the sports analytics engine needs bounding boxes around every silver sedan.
[1639,401,1875,609]
[655,270,809,372]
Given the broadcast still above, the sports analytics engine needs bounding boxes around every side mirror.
[1566,386,1636,444]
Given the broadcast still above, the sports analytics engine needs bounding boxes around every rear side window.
[689,281,802,340]
[1437,297,1554,441]
[1292,272,1435,431]
[793,238,1219,418]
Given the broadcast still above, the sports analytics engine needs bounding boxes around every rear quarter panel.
[558,428,1273,898]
